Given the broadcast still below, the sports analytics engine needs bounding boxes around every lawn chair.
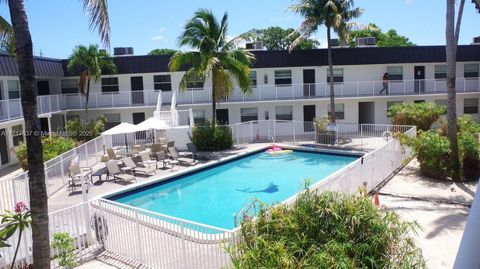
[106,148,121,160]
[105,160,136,183]
[67,161,92,192]
[137,151,157,169]
[161,141,175,152]
[168,147,197,166]
[122,157,156,176]
[156,151,170,169]
[186,143,214,160]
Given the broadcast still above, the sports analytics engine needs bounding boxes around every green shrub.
[230,190,425,269]
[387,102,446,131]
[409,131,450,179]
[190,121,233,151]
[51,232,78,268]
[65,116,106,142]
[16,135,77,170]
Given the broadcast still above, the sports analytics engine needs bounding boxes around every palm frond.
[168,51,202,72]
[83,0,110,47]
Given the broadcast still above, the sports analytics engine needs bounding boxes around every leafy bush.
[230,190,425,269]
[16,135,77,170]
[65,116,106,142]
[51,232,78,268]
[408,131,450,179]
[387,102,446,131]
[190,121,233,151]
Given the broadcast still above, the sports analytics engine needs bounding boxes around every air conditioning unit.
[113,47,134,56]
[245,43,254,50]
[473,36,480,44]
[254,41,264,50]
[329,38,339,47]
[365,37,376,45]
[355,38,366,46]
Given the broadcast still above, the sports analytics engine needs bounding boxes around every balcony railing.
[0,77,477,124]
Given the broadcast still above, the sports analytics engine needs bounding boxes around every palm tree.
[68,44,117,122]
[169,9,255,123]
[289,0,362,123]
[6,0,110,268]
[0,17,14,54]
[445,0,465,180]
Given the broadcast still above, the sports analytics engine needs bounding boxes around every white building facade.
[0,45,477,167]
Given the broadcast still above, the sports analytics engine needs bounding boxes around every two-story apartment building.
[0,45,477,167]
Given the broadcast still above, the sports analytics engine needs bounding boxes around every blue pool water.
[110,150,358,230]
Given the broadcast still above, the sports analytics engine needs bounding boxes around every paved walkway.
[378,159,476,269]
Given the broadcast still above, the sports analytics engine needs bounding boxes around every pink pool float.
[266,144,293,155]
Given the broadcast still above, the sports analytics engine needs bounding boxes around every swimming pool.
[109,150,358,230]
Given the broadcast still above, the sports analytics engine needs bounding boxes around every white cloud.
[158,27,167,32]
[151,35,164,41]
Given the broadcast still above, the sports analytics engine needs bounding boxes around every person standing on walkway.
[380,72,389,95]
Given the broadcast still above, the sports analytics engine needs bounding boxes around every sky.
[0,0,478,58]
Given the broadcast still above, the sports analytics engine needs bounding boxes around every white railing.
[230,120,414,151]
[0,77,477,124]
[0,201,104,268]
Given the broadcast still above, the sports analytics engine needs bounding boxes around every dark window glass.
[101,77,119,93]
[153,75,172,91]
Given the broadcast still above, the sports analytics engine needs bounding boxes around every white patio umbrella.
[102,122,141,152]
[136,117,170,131]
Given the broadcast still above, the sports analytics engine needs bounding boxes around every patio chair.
[156,151,170,169]
[168,147,197,166]
[122,157,156,176]
[186,143,214,160]
[161,141,175,152]
[67,161,92,192]
[150,143,163,154]
[105,160,136,183]
[106,148,121,160]
[137,151,157,169]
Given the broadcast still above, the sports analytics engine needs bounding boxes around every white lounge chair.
[106,160,136,183]
[67,161,92,192]
[168,147,197,166]
[122,157,156,176]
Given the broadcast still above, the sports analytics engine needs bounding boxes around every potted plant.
[314,117,337,145]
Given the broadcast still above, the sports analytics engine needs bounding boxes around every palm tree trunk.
[446,0,460,180]
[7,1,50,268]
[326,25,336,123]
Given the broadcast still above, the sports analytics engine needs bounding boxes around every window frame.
[326,68,344,83]
[153,75,172,91]
[387,66,403,81]
[275,106,293,121]
[103,113,121,129]
[7,80,20,99]
[240,107,258,123]
[464,64,479,78]
[434,65,447,79]
[327,103,345,120]
[274,70,292,85]
[101,77,119,93]
[464,98,479,114]
[192,109,206,125]
[61,79,78,94]
[11,125,23,146]
[250,71,257,87]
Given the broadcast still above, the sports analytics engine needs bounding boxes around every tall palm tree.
[68,44,117,122]
[6,0,110,268]
[445,0,466,180]
[289,0,361,123]
[0,17,14,54]
[169,9,255,123]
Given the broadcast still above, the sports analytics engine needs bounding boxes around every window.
[61,79,78,94]
[275,106,293,121]
[464,98,479,114]
[387,101,402,114]
[326,68,344,83]
[101,77,119,93]
[103,113,121,129]
[7,80,19,99]
[434,99,447,114]
[250,71,257,86]
[434,65,447,79]
[240,107,258,122]
[186,77,205,89]
[193,109,206,125]
[464,64,479,78]
[274,70,292,85]
[387,66,403,81]
[153,75,172,91]
[327,103,345,120]
[12,125,23,146]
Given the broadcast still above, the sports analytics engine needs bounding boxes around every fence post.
[314,123,317,143]
[135,211,144,263]
[10,177,18,205]
[360,124,364,151]
[60,154,65,187]
[249,121,253,143]
[293,122,296,144]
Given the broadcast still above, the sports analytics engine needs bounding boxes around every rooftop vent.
[245,41,265,50]
[356,37,376,47]
[113,47,134,56]
[329,38,339,47]
[245,43,254,50]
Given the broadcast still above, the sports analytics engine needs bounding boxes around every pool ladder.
[234,198,262,227]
